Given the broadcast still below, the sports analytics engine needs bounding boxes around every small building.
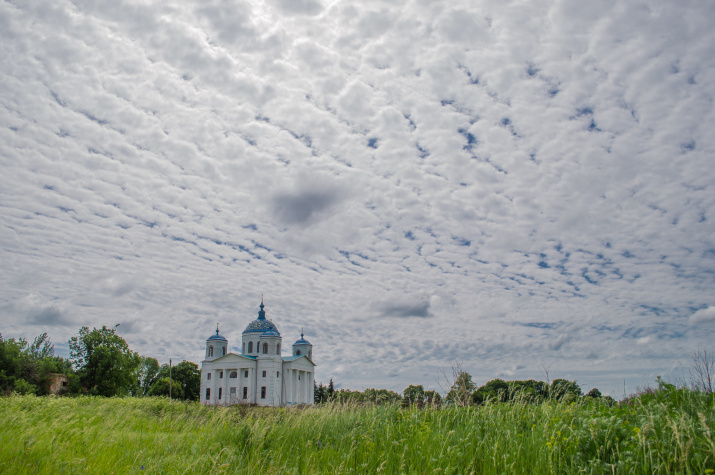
[47,373,69,394]
[200,301,315,406]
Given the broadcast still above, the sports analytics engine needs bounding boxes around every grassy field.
[1,390,714,474]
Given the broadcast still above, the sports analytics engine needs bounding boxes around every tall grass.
[1,391,713,473]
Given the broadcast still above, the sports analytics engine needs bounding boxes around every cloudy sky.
[2,0,714,398]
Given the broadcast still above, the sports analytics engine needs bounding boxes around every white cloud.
[0,0,714,397]
[690,307,715,325]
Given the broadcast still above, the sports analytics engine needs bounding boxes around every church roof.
[283,354,316,365]
[243,301,281,335]
[207,325,227,341]
[262,329,281,337]
[293,328,311,345]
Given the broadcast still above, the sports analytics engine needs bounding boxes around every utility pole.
[169,358,172,400]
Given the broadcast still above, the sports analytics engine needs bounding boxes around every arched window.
[208,346,214,357]
[296,350,301,356]
[262,343,268,354]
[309,350,312,359]
[248,341,253,353]
[221,347,226,356]
[243,342,245,354]
[230,371,237,378]
[276,344,281,355]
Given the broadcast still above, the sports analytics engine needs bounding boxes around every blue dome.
[207,327,227,341]
[294,329,311,346]
[243,302,280,335]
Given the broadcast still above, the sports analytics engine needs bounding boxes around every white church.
[200,301,315,406]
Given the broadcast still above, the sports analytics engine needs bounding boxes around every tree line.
[6,327,712,406]
[1,327,200,400]
[314,373,610,407]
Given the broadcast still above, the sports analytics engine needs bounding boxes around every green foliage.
[403,384,425,406]
[69,326,140,396]
[314,381,327,404]
[473,378,509,404]
[327,378,335,400]
[333,387,402,405]
[586,387,602,398]
[147,377,184,399]
[155,361,200,401]
[0,333,74,396]
[473,379,551,404]
[550,378,583,401]
[424,390,442,405]
[12,379,38,395]
[446,371,475,406]
[1,392,713,473]
[137,357,160,396]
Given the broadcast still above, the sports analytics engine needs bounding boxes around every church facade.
[200,301,315,406]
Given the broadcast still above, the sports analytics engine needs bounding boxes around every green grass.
[1,392,714,474]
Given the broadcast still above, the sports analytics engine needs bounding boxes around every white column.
[287,369,293,404]
[308,372,314,404]
[293,370,298,403]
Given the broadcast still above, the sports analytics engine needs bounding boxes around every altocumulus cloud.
[0,0,714,399]
[690,307,715,325]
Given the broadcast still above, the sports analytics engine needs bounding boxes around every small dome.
[294,329,311,346]
[207,326,227,341]
[243,301,280,335]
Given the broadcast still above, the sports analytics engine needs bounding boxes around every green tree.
[147,377,184,399]
[315,381,327,404]
[424,390,442,405]
[0,332,73,396]
[172,361,200,401]
[550,378,582,401]
[403,384,425,406]
[328,378,335,401]
[137,357,160,396]
[586,387,602,399]
[473,378,509,404]
[155,361,200,401]
[69,326,141,396]
[447,371,475,406]
[362,388,402,405]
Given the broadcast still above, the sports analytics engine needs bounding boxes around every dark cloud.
[271,0,323,16]
[271,189,340,225]
[377,300,433,319]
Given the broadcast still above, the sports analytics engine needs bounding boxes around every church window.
[230,387,236,398]
[219,388,222,400]
[230,371,237,378]
[243,387,248,399]
[296,350,301,356]
[207,373,211,380]
[248,341,253,353]
[277,344,281,355]
[206,388,210,400]
[263,343,268,354]
[277,371,280,378]
[243,342,245,353]
[208,346,214,357]
[262,371,266,377]
[219,371,223,379]
[298,374,301,380]
[261,387,266,399]
[244,370,249,378]
[309,350,312,359]
[221,347,226,356]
